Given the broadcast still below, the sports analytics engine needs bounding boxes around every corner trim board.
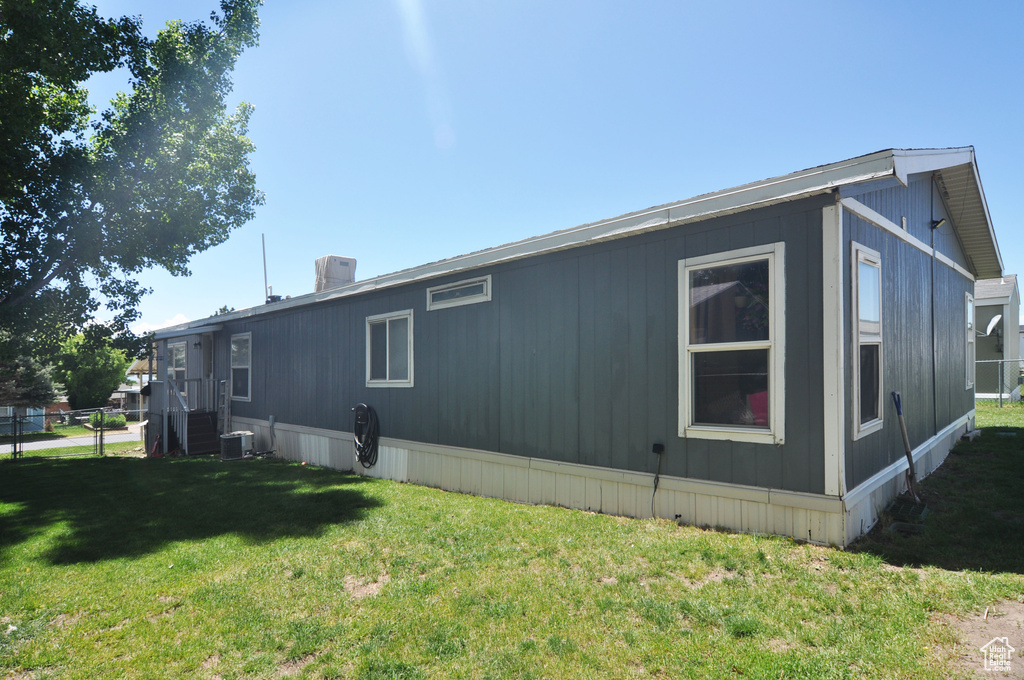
[821,204,845,497]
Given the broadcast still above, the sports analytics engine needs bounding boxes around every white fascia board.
[154,151,925,334]
[892,147,1001,276]
[970,159,1004,273]
[153,323,223,339]
[891,147,975,186]
[974,296,1011,307]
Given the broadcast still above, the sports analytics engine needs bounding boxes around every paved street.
[5,426,144,454]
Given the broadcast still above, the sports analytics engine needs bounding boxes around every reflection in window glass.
[370,321,388,381]
[858,260,880,331]
[432,283,486,304]
[366,310,414,386]
[167,343,186,384]
[859,344,880,424]
[854,247,882,433]
[388,317,409,381]
[692,349,770,427]
[231,334,251,400]
[689,260,770,345]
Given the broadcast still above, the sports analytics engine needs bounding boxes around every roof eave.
[151,148,1003,333]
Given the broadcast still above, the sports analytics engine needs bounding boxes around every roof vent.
[314,255,357,293]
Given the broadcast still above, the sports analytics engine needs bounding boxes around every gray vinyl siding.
[216,194,831,494]
[841,185,974,492]
[844,173,969,269]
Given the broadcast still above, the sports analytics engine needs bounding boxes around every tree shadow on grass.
[851,428,1024,575]
[0,456,382,565]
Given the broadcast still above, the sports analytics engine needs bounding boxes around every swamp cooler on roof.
[315,255,357,293]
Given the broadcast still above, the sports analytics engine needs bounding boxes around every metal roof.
[154,147,1002,335]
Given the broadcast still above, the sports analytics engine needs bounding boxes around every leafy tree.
[55,332,130,410]
[0,0,264,362]
[212,305,235,316]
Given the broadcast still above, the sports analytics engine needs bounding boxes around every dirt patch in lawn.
[941,599,1024,678]
[276,653,318,677]
[343,572,390,599]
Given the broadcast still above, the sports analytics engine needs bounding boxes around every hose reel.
[353,403,379,468]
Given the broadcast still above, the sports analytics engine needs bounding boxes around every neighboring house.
[0,406,46,433]
[110,383,147,420]
[973,275,1020,399]
[147,147,1002,547]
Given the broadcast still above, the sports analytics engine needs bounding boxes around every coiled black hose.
[353,403,379,468]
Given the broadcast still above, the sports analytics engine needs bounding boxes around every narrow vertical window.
[167,342,187,385]
[678,242,785,445]
[966,293,975,389]
[853,244,882,437]
[366,310,414,387]
[231,333,251,401]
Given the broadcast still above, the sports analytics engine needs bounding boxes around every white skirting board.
[232,414,970,548]
[841,412,971,544]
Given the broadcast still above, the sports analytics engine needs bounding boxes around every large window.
[678,243,785,444]
[366,310,414,387]
[231,333,251,401]
[966,293,975,389]
[167,342,187,385]
[853,244,882,437]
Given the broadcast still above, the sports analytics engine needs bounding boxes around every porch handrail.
[167,379,189,454]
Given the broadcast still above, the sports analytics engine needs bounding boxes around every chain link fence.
[975,359,1022,407]
[2,407,145,459]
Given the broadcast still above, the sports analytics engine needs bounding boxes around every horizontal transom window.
[426,275,492,311]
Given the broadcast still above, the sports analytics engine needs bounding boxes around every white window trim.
[366,309,415,388]
[230,332,252,402]
[678,242,786,445]
[167,341,187,379]
[852,243,883,439]
[426,275,492,311]
[966,292,975,390]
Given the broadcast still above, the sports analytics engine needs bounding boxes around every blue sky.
[84,1,1024,330]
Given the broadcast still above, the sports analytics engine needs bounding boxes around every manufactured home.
[973,275,1020,400]
[147,147,1001,546]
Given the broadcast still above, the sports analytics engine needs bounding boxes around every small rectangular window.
[366,310,414,387]
[167,342,187,384]
[231,333,251,401]
[678,242,785,444]
[853,243,882,437]
[426,275,491,311]
[966,293,975,389]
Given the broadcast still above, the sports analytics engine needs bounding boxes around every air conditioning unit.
[220,431,254,460]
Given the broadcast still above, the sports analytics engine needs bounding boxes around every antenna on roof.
[262,233,268,301]
[263,233,275,305]
[262,234,283,304]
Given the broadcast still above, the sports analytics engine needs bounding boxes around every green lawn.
[1,412,1022,679]
[0,423,93,444]
[6,440,144,460]
[975,399,1024,428]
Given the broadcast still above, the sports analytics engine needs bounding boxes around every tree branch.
[0,260,70,309]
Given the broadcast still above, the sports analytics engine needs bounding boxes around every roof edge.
[152,148,997,333]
